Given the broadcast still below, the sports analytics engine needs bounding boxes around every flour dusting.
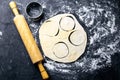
[0,31,2,39]
[29,23,39,44]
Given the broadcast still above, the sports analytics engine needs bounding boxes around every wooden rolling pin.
[9,1,49,79]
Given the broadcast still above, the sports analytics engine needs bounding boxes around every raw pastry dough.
[69,30,86,46]
[60,16,75,31]
[53,42,69,58]
[39,14,87,63]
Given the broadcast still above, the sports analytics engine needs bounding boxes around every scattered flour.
[0,31,2,39]
[16,2,23,7]
[29,23,39,44]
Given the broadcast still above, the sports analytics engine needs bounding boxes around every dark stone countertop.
[0,0,120,80]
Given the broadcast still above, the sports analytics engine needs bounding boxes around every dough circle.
[69,30,85,46]
[53,42,69,58]
[60,16,75,31]
[39,14,87,63]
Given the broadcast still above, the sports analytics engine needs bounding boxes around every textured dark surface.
[0,0,120,80]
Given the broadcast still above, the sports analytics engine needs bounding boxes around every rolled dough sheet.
[39,14,87,63]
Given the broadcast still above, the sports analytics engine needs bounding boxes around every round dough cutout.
[69,30,85,46]
[53,42,69,58]
[60,16,75,31]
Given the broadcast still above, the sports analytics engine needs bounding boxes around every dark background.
[0,0,120,80]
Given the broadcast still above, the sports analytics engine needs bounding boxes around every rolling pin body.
[14,15,43,63]
[9,1,49,79]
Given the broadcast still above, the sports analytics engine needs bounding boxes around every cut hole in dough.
[69,30,85,46]
[60,16,75,31]
[53,42,69,59]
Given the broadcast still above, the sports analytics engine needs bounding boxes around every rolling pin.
[9,1,49,79]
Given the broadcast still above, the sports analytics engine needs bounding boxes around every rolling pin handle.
[38,62,49,79]
[9,1,19,16]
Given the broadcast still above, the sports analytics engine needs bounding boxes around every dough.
[40,20,59,36]
[69,30,86,46]
[39,14,87,63]
[60,16,75,31]
[53,42,69,58]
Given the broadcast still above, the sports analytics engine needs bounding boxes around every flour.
[29,23,39,44]
[0,31,2,39]
[16,2,23,7]
[44,62,55,71]
[110,16,116,33]
[89,31,100,44]
[16,1,24,15]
